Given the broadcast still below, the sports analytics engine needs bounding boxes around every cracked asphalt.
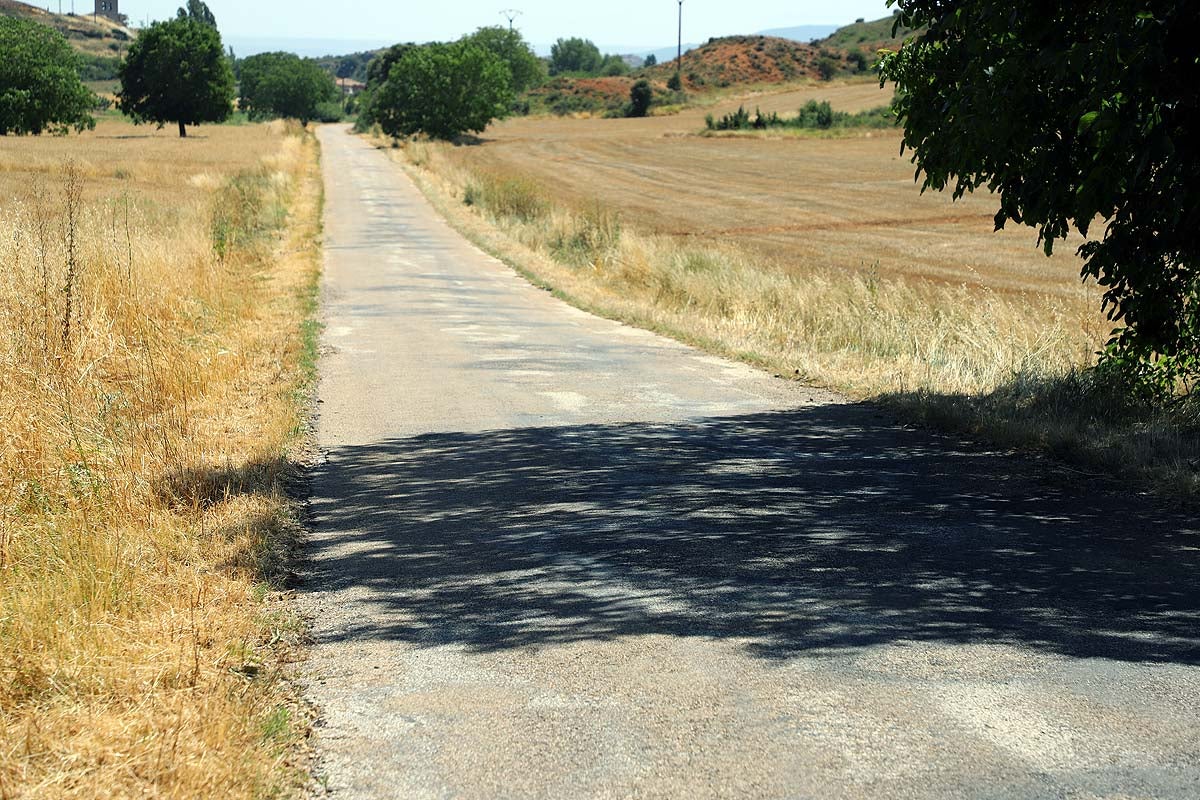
[301,125,1200,799]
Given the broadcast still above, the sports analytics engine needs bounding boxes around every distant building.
[337,78,366,97]
[95,0,120,22]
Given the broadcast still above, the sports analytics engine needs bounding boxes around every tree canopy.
[372,42,513,141]
[0,17,95,136]
[177,0,217,28]
[239,52,339,124]
[880,0,1200,388]
[549,37,603,75]
[118,16,235,138]
[462,27,545,93]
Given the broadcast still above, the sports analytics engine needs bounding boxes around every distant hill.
[527,35,857,117]
[0,0,134,57]
[641,35,831,89]
[815,13,916,52]
[0,0,134,81]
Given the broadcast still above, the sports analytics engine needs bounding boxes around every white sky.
[114,1,894,47]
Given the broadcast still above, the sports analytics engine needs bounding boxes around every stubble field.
[447,80,1092,299]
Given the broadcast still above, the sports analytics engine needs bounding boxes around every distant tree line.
[548,37,631,77]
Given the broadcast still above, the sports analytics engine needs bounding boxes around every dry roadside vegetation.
[0,119,320,797]
[372,80,1198,496]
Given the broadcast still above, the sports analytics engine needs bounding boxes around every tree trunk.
[178,120,187,138]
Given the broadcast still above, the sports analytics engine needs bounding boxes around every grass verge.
[0,120,322,797]
[379,136,1198,499]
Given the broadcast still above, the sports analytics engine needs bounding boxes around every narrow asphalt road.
[302,126,1200,799]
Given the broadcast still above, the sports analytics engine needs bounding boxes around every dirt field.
[445,80,1088,300]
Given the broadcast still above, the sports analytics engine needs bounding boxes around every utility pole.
[500,9,522,32]
[676,0,684,82]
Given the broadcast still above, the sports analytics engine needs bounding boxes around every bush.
[667,73,682,91]
[817,57,839,81]
[628,80,652,117]
[705,101,895,132]
[797,100,834,129]
[314,101,345,123]
[600,55,629,76]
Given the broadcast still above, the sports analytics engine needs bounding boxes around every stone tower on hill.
[95,0,120,22]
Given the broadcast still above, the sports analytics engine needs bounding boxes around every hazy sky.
[120,1,894,47]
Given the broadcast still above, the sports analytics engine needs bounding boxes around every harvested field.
[448,81,1090,301]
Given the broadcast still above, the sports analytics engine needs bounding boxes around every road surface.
[301,125,1200,799]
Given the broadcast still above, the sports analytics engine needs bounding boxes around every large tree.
[354,43,415,129]
[239,52,338,124]
[461,26,545,94]
[117,16,235,138]
[0,17,95,136]
[373,42,513,141]
[880,0,1200,389]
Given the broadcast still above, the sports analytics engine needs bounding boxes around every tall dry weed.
[0,121,319,798]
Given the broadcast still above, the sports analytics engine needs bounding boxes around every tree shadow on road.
[304,403,1200,665]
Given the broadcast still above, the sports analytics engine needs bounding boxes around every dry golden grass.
[379,121,1198,496]
[394,137,1100,398]
[0,119,321,798]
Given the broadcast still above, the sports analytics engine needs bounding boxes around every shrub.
[797,100,834,129]
[817,56,839,81]
[628,80,652,117]
[705,101,895,132]
[314,101,345,123]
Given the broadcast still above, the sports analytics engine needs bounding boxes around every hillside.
[642,35,833,89]
[0,0,134,64]
[525,35,874,116]
[816,13,916,52]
